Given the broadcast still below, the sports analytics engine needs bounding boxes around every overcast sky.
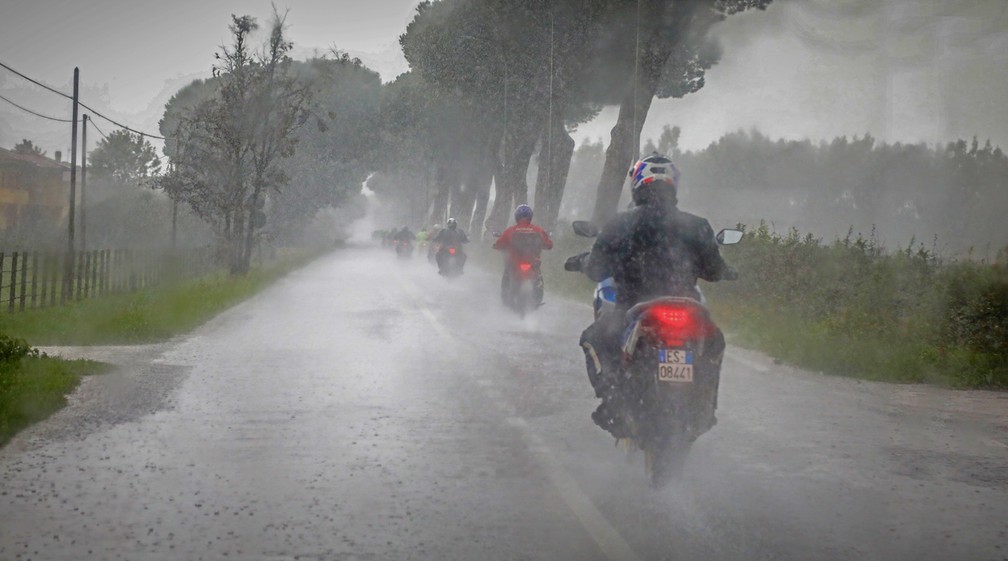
[1,0,1007,154]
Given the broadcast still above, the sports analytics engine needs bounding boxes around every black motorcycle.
[566,220,742,486]
[437,244,465,277]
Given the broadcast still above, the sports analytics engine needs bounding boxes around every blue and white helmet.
[628,152,680,205]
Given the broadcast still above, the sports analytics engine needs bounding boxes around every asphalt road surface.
[2,246,1006,561]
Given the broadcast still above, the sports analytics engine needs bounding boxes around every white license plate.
[658,349,693,383]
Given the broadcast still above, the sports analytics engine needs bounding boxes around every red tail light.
[518,262,532,272]
[448,247,456,255]
[643,303,712,346]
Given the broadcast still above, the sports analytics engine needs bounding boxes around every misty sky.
[1,0,1007,154]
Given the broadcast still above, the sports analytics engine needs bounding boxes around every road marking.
[399,277,643,561]
[506,417,644,561]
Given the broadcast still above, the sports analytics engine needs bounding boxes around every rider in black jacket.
[580,152,737,437]
[433,218,469,274]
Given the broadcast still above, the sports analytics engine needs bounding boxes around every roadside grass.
[0,335,111,446]
[0,249,324,346]
[0,248,325,446]
[707,224,1008,388]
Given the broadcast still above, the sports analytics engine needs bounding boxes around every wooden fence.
[0,248,218,313]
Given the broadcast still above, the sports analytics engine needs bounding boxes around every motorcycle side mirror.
[564,254,584,272]
[572,220,599,238]
[716,229,744,245]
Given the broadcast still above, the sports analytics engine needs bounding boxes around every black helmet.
[447,218,458,230]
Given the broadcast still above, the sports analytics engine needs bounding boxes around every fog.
[1,1,1006,560]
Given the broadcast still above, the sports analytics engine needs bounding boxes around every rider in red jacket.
[493,204,554,304]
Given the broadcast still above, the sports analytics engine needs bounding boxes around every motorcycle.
[437,244,465,277]
[395,238,413,259]
[503,258,544,317]
[565,220,743,486]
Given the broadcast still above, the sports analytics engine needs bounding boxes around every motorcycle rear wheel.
[645,434,692,488]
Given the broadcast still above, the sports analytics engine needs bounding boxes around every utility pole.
[64,67,79,303]
[81,114,87,251]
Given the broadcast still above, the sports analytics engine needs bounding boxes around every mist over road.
[1,246,1006,561]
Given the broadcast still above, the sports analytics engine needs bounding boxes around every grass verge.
[540,225,1007,389]
[0,249,323,346]
[0,335,112,446]
[0,248,324,446]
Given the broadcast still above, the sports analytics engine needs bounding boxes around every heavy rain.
[0,1,1006,559]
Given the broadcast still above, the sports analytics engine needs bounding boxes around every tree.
[590,0,771,224]
[271,54,384,242]
[13,139,45,157]
[161,11,311,275]
[88,130,161,185]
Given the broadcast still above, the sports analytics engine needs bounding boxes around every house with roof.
[0,147,70,231]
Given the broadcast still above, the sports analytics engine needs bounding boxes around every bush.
[0,334,38,364]
[708,222,1008,388]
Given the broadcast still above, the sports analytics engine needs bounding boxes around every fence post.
[97,250,104,296]
[75,250,84,300]
[19,252,28,311]
[91,250,98,298]
[52,252,60,307]
[9,251,19,312]
[29,252,38,309]
[83,251,91,298]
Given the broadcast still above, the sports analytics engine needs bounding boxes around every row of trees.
[634,127,1007,254]
[382,0,772,235]
[150,2,773,275]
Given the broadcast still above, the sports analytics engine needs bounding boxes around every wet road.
[2,246,1007,561]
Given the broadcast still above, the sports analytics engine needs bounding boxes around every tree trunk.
[485,123,539,235]
[534,119,575,232]
[590,75,657,225]
[472,153,501,239]
[590,0,700,225]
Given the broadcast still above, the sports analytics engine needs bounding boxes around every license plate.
[658,349,693,383]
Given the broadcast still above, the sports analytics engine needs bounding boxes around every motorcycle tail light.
[518,262,532,272]
[449,247,456,255]
[644,303,712,346]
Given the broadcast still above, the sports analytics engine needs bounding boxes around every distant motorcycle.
[395,238,413,259]
[503,258,544,317]
[565,220,743,486]
[437,244,465,277]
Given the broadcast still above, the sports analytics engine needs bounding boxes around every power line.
[78,100,165,140]
[89,118,109,142]
[0,58,166,140]
[0,92,74,122]
[0,59,71,99]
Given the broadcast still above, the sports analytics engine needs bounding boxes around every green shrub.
[708,222,1008,388]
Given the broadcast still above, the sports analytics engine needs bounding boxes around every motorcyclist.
[392,225,413,243]
[578,152,737,437]
[433,218,469,274]
[427,223,443,262]
[391,226,414,256]
[493,204,554,305]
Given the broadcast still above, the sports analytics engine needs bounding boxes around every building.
[0,147,70,231]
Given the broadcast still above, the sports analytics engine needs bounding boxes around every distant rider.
[427,223,443,262]
[578,152,737,437]
[493,204,554,305]
[433,218,469,274]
